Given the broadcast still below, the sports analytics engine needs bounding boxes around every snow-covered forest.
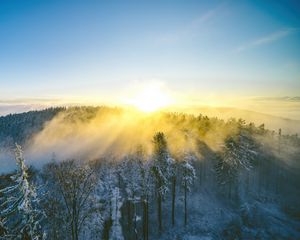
[0,107,300,240]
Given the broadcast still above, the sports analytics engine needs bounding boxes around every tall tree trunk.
[171,176,176,226]
[71,218,75,240]
[158,194,162,233]
[133,202,137,240]
[74,211,79,240]
[127,200,132,234]
[184,182,187,226]
[245,171,249,198]
[143,197,149,240]
[102,217,112,240]
[146,200,149,240]
[75,224,79,240]
[228,182,232,200]
[143,199,147,240]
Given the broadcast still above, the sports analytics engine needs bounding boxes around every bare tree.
[48,160,99,240]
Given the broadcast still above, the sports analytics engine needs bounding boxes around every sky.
[0,0,300,118]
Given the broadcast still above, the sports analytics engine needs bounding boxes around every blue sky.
[0,0,300,110]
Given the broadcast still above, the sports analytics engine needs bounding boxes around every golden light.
[129,84,172,112]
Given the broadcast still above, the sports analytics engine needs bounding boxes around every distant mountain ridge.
[168,106,300,135]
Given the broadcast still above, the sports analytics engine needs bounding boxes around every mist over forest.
[1,0,300,239]
[0,106,299,239]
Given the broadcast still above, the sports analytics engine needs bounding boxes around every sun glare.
[129,85,172,112]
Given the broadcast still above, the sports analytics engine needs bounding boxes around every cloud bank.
[236,28,298,52]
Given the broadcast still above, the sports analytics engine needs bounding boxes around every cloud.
[157,4,223,44]
[252,96,300,102]
[0,98,63,104]
[190,8,218,27]
[236,28,298,52]
[240,96,300,121]
[0,98,72,116]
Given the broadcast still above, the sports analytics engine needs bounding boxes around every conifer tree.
[0,143,44,240]
[170,157,178,227]
[215,133,257,200]
[151,132,173,233]
[118,154,142,239]
[180,153,196,226]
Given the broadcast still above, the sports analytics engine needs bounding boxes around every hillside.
[169,106,300,135]
[0,107,299,239]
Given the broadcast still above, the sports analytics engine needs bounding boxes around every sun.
[129,85,172,112]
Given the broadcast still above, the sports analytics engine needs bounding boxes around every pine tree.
[99,162,116,240]
[0,143,44,240]
[140,161,153,240]
[110,187,124,240]
[215,133,258,201]
[118,154,142,239]
[130,147,154,240]
[180,153,196,226]
[151,132,173,233]
[170,157,178,227]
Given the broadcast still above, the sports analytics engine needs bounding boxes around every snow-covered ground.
[110,187,124,240]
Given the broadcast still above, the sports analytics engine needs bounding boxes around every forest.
[0,107,299,240]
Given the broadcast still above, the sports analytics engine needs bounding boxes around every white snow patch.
[110,187,124,240]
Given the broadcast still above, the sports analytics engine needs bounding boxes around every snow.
[110,187,124,240]
[183,237,212,240]
[0,143,44,239]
